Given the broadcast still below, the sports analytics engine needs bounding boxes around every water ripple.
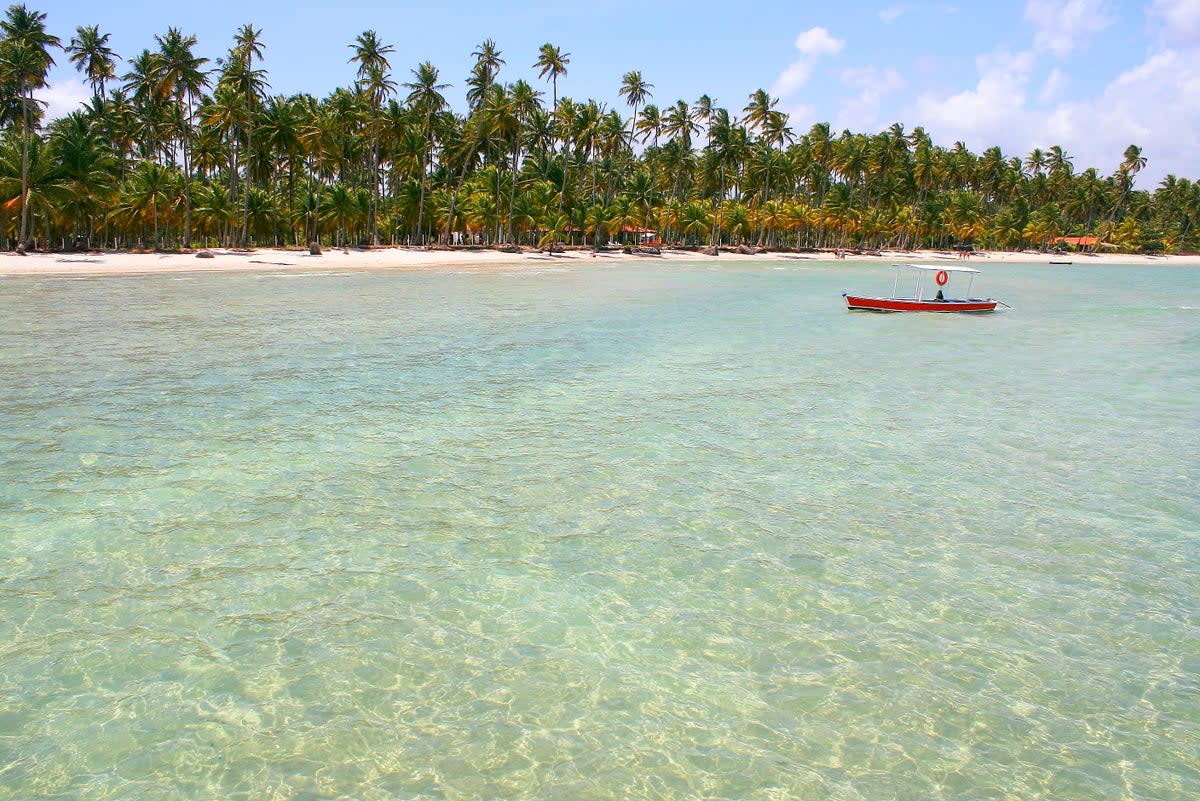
[1,263,1197,800]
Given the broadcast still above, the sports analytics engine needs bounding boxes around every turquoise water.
[1,260,1197,800]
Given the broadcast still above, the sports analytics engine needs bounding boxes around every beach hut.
[1053,236,1098,252]
[619,225,659,246]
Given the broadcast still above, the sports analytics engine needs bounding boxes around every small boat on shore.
[844,264,1005,313]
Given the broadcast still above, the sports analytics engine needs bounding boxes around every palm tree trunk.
[19,93,32,250]
[227,135,239,248]
[415,111,431,244]
[713,165,726,244]
[506,143,519,243]
[241,115,253,247]
[444,120,485,246]
[758,152,773,246]
[590,145,598,203]
[445,165,470,246]
[370,114,380,245]
[182,94,194,248]
[556,135,570,227]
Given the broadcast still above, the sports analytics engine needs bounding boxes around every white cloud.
[909,44,1200,185]
[795,27,844,58]
[1040,67,1069,102]
[879,3,959,22]
[779,102,819,131]
[842,66,907,92]
[771,27,845,98]
[1024,0,1115,57]
[34,78,91,122]
[1149,0,1200,48]
[912,49,1037,144]
[836,67,907,131]
[773,62,818,98]
[1068,48,1200,181]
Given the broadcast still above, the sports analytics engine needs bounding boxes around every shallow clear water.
[1,260,1197,800]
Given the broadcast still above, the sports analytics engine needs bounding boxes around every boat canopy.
[884,263,984,301]
[892,263,981,274]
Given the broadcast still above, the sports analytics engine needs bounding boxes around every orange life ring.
[935,270,949,286]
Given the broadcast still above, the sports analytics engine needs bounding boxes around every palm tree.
[976,145,1007,206]
[679,200,711,244]
[479,85,516,242]
[755,109,793,244]
[66,24,116,100]
[349,30,395,244]
[551,96,578,225]
[1120,144,1147,179]
[742,89,775,134]
[154,28,209,247]
[945,190,986,245]
[322,182,361,245]
[1046,144,1073,179]
[469,39,504,108]
[705,107,740,240]
[1111,144,1147,222]
[597,109,626,201]
[802,121,832,206]
[618,70,651,193]
[0,21,1195,255]
[502,79,542,242]
[256,94,306,244]
[1,3,60,250]
[534,43,569,114]
[199,82,239,241]
[1023,147,1046,178]
[635,103,662,149]
[404,60,448,243]
[661,101,698,203]
[349,30,393,83]
[441,105,485,245]
[122,49,171,162]
[192,172,234,245]
[635,103,662,225]
[441,40,503,244]
[115,160,175,247]
[48,111,116,246]
[232,23,266,246]
[0,128,72,245]
[663,100,696,149]
[693,94,714,128]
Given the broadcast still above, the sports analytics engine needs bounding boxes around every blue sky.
[29,0,1200,186]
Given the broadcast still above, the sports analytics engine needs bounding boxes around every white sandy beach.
[0,246,1196,277]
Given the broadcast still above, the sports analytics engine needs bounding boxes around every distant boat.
[1050,260,1072,265]
[843,264,1006,313]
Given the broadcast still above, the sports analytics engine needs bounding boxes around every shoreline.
[1,246,1197,277]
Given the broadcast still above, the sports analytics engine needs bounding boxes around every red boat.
[844,264,1005,313]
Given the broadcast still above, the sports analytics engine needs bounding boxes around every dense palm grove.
[1,5,1198,254]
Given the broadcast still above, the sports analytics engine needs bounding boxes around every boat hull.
[844,294,998,313]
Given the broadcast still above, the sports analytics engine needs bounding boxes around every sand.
[0,246,1195,277]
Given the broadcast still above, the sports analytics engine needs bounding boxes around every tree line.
[0,4,1196,254]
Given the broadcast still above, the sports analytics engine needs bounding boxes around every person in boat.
[934,289,945,302]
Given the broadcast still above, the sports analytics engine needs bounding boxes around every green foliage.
[0,13,1195,252]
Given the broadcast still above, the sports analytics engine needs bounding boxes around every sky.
[27,0,1200,188]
